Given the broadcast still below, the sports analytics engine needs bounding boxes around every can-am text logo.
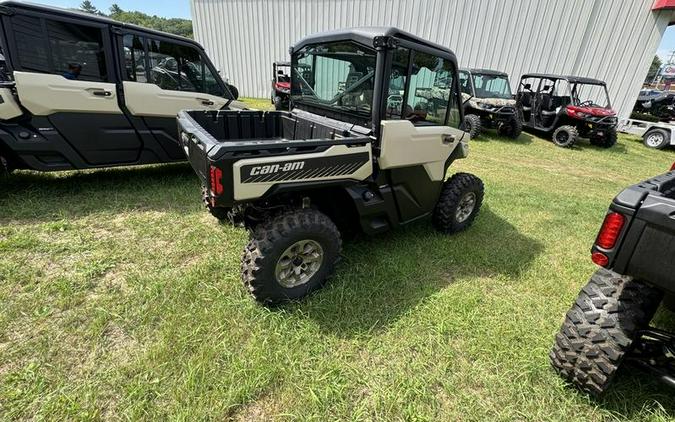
[249,161,305,176]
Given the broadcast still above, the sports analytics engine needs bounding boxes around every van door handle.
[92,90,112,97]
[442,134,456,144]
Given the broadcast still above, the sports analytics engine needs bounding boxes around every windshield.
[471,73,512,99]
[291,41,377,118]
[572,82,610,108]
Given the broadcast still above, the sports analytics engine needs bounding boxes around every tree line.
[79,1,193,39]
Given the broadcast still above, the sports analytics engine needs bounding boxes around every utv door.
[5,12,141,165]
[378,48,466,223]
[119,32,230,159]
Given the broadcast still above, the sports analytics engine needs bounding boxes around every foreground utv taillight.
[596,212,625,250]
[670,162,675,171]
[210,165,224,196]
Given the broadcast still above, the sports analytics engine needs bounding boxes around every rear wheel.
[552,125,578,148]
[550,268,662,396]
[432,173,484,234]
[273,96,284,110]
[463,114,482,139]
[590,128,617,148]
[241,209,342,305]
[643,128,670,149]
[497,115,522,139]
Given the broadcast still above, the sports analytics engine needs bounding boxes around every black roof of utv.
[0,0,201,47]
[521,73,607,85]
[290,27,457,61]
[461,68,508,77]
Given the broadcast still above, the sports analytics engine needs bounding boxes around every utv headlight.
[476,102,493,110]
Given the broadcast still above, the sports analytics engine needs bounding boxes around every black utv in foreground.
[551,164,675,395]
[458,68,521,139]
[179,27,483,305]
[517,74,617,148]
[0,1,239,176]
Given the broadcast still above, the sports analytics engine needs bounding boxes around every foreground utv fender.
[550,268,662,396]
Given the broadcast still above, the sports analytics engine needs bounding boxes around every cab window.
[124,35,225,97]
[405,51,459,127]
[385,47,410,119]
[10,15,108,81]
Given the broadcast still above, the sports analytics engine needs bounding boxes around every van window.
[146,38,224,96]
[10,15,108,81]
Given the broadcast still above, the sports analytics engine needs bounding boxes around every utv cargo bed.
[177,109,373,207]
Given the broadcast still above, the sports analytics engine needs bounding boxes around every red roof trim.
[653,0,675,10]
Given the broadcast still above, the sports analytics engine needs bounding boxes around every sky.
[658,26,675,64]
[35,0,191,19]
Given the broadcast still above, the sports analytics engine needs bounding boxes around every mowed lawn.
[2,98,675,421]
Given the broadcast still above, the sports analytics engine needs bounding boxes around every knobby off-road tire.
[497,115,523,139]
[0,155,11,180]
[552,125,578,148]
[202,186,229,220]
[241,208,341,306]
[273,96,284,110]
[463,114,482,139]
[550,268,662,396]
[432,172,484,234]
[590,128,617,149]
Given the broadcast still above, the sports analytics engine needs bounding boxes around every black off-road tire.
[227,83,239,100]
[432,172,484,234]
[202,186,229,220]
[463,114,482,139]
[642,128,670,150]
[273,96,284,110]
[550,268,662,397]
[0,155,11,180]
[590,128,617,148]
[552,125,578,148]
[497,115,523,139]
[241,208,341,306]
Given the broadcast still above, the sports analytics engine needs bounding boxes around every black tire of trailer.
[463,114,482,139]
[241,208,342,306]
[642,128,670,150]
[432,173,484,234]
[550,268,662,397]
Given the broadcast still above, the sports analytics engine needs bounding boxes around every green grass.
[2,100,675,420]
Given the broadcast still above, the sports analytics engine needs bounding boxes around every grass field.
[2,99,675,421]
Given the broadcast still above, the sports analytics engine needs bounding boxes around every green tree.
[646,55,663,83]
[79,0,101,15]
[106,5,193,38]
[109,3,123,15]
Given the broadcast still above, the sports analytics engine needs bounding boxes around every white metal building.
[191,0,675,118]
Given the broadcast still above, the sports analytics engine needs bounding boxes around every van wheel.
[590,128,617,148]
[550,268,662,396]
[552,125,578,148]
[241,209,342,306]
[643,128,670,149]
[432,173,484,234]
[463,114,482,139]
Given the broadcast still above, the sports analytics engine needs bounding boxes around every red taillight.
[591,252,609,267]
[210,165,223,196]
[595,212,625,249]
[670,162,675,171]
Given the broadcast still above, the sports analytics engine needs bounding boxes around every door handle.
[442,134,456,144]
[92,90,112,97]
[198,98,214,106]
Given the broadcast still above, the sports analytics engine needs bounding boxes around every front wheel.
[432,173,484,234]
[550,268,662,396]
[497,115,523,139]
[552,125,578,148]
[463,114,482,139]
[590,128,617,148]
[643,128,670,149]
[241,209,342,305]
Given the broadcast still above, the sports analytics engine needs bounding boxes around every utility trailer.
[551,167,675,395]
[179,27,483,305]
[617,118,675,150]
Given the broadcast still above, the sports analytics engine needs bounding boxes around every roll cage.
[518,74,611,109]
